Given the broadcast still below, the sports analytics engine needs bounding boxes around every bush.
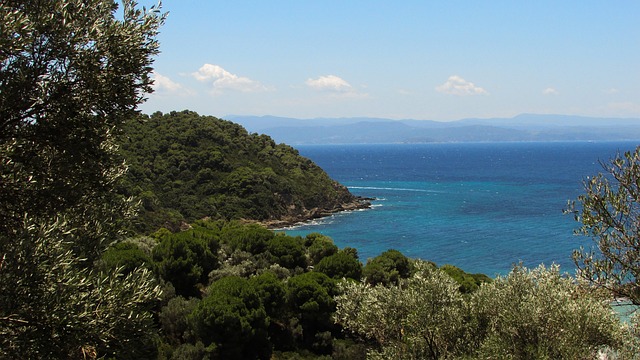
[440,264,490,294]
[314,250,362,280]
[267,235,307,269]
[190,276,271,359]
[152,229,219,297]
[336,261,465,359]
[469,264,623,359]
[304,233,338,265]
[362,249,413,286]
[287,272,338,351]
[100,241,153,274]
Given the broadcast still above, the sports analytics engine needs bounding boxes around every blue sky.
[140,1,640,121]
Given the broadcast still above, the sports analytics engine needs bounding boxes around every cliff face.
[117,110,368,233]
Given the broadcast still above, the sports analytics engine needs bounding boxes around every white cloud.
[604,88,620,94]
[436,75,488,96]
[192,63,268,93]
[542,87,559,95]
[306,75,354,92]
[305,75,368,98]
[152,71,193,95]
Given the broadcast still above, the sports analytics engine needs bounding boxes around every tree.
[469,264,622,359]
[287,272,338,352]
[314,249,363,280]
[248,271,287,317]
[267,235,307,270]
[0,1,165,358]
[362,249,413,286]
[152,228,220,298]
[304,233,338,265]
[190,276,271,360]
[1,220,163,359]
[335,261,466,360]
[567,146,640,304]
[158,296,200,348]
[99,241,154,274]
[0,0,163,237]
[440,264,491,294]
[220,222,275,254]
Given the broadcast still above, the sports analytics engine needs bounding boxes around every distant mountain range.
[224,114,640,145]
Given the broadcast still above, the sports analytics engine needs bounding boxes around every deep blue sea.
[283,141,639,277]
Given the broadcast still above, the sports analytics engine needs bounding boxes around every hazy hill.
[226,114,640,144]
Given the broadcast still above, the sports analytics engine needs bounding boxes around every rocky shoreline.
[255,196,374,229]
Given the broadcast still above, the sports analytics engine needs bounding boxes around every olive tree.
[0,0,165,358]
[1,0,163,234]
[335,261,466,359]
[470,264,623,359]
[1,218,163,359]
[567,146,640,304]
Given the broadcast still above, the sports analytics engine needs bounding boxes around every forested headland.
[117,110,370,233]
[2,1,640,359]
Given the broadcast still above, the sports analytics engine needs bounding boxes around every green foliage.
[287,272,338,352]
[220,222,275,254]
[336,261,466,359]
[191,276,271,359]
[362,249,413,286]
[268,235,308,270]
[99,241,154,274]
[337,262,626,360]
[440,264,491,294]
[249,272,287,317]
[0,1,164,358]
[118,110,360,233]
[0,0,163,235]
[271,350,333,360]
[469,264,623,359]
[158,296,200,348]
[0,219,162,359]
[152,227,220,298]
[159,341,208,360]
[330,339,368,360]
[567,146,640,305]
[305,233,339,265]
[601,312,640,359]
[314,249,363,280]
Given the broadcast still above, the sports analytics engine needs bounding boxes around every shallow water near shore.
[283,141,639,276]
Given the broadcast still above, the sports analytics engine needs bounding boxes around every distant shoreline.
[227,114,640,145]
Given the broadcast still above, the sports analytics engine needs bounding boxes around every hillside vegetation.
[118,110,368,233]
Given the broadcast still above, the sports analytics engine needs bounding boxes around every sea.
[282,141,640,277]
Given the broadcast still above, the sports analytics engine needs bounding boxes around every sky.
[139,1,640,121]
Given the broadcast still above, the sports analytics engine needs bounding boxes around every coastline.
[255,196,374,230]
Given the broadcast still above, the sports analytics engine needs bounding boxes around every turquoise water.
[284,141,639,276]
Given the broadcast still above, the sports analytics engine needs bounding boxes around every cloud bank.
[436,75,488,96]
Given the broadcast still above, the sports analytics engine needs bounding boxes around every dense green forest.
[102,219,632,359]
[117,110,369,233]
[105,219,498,359]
